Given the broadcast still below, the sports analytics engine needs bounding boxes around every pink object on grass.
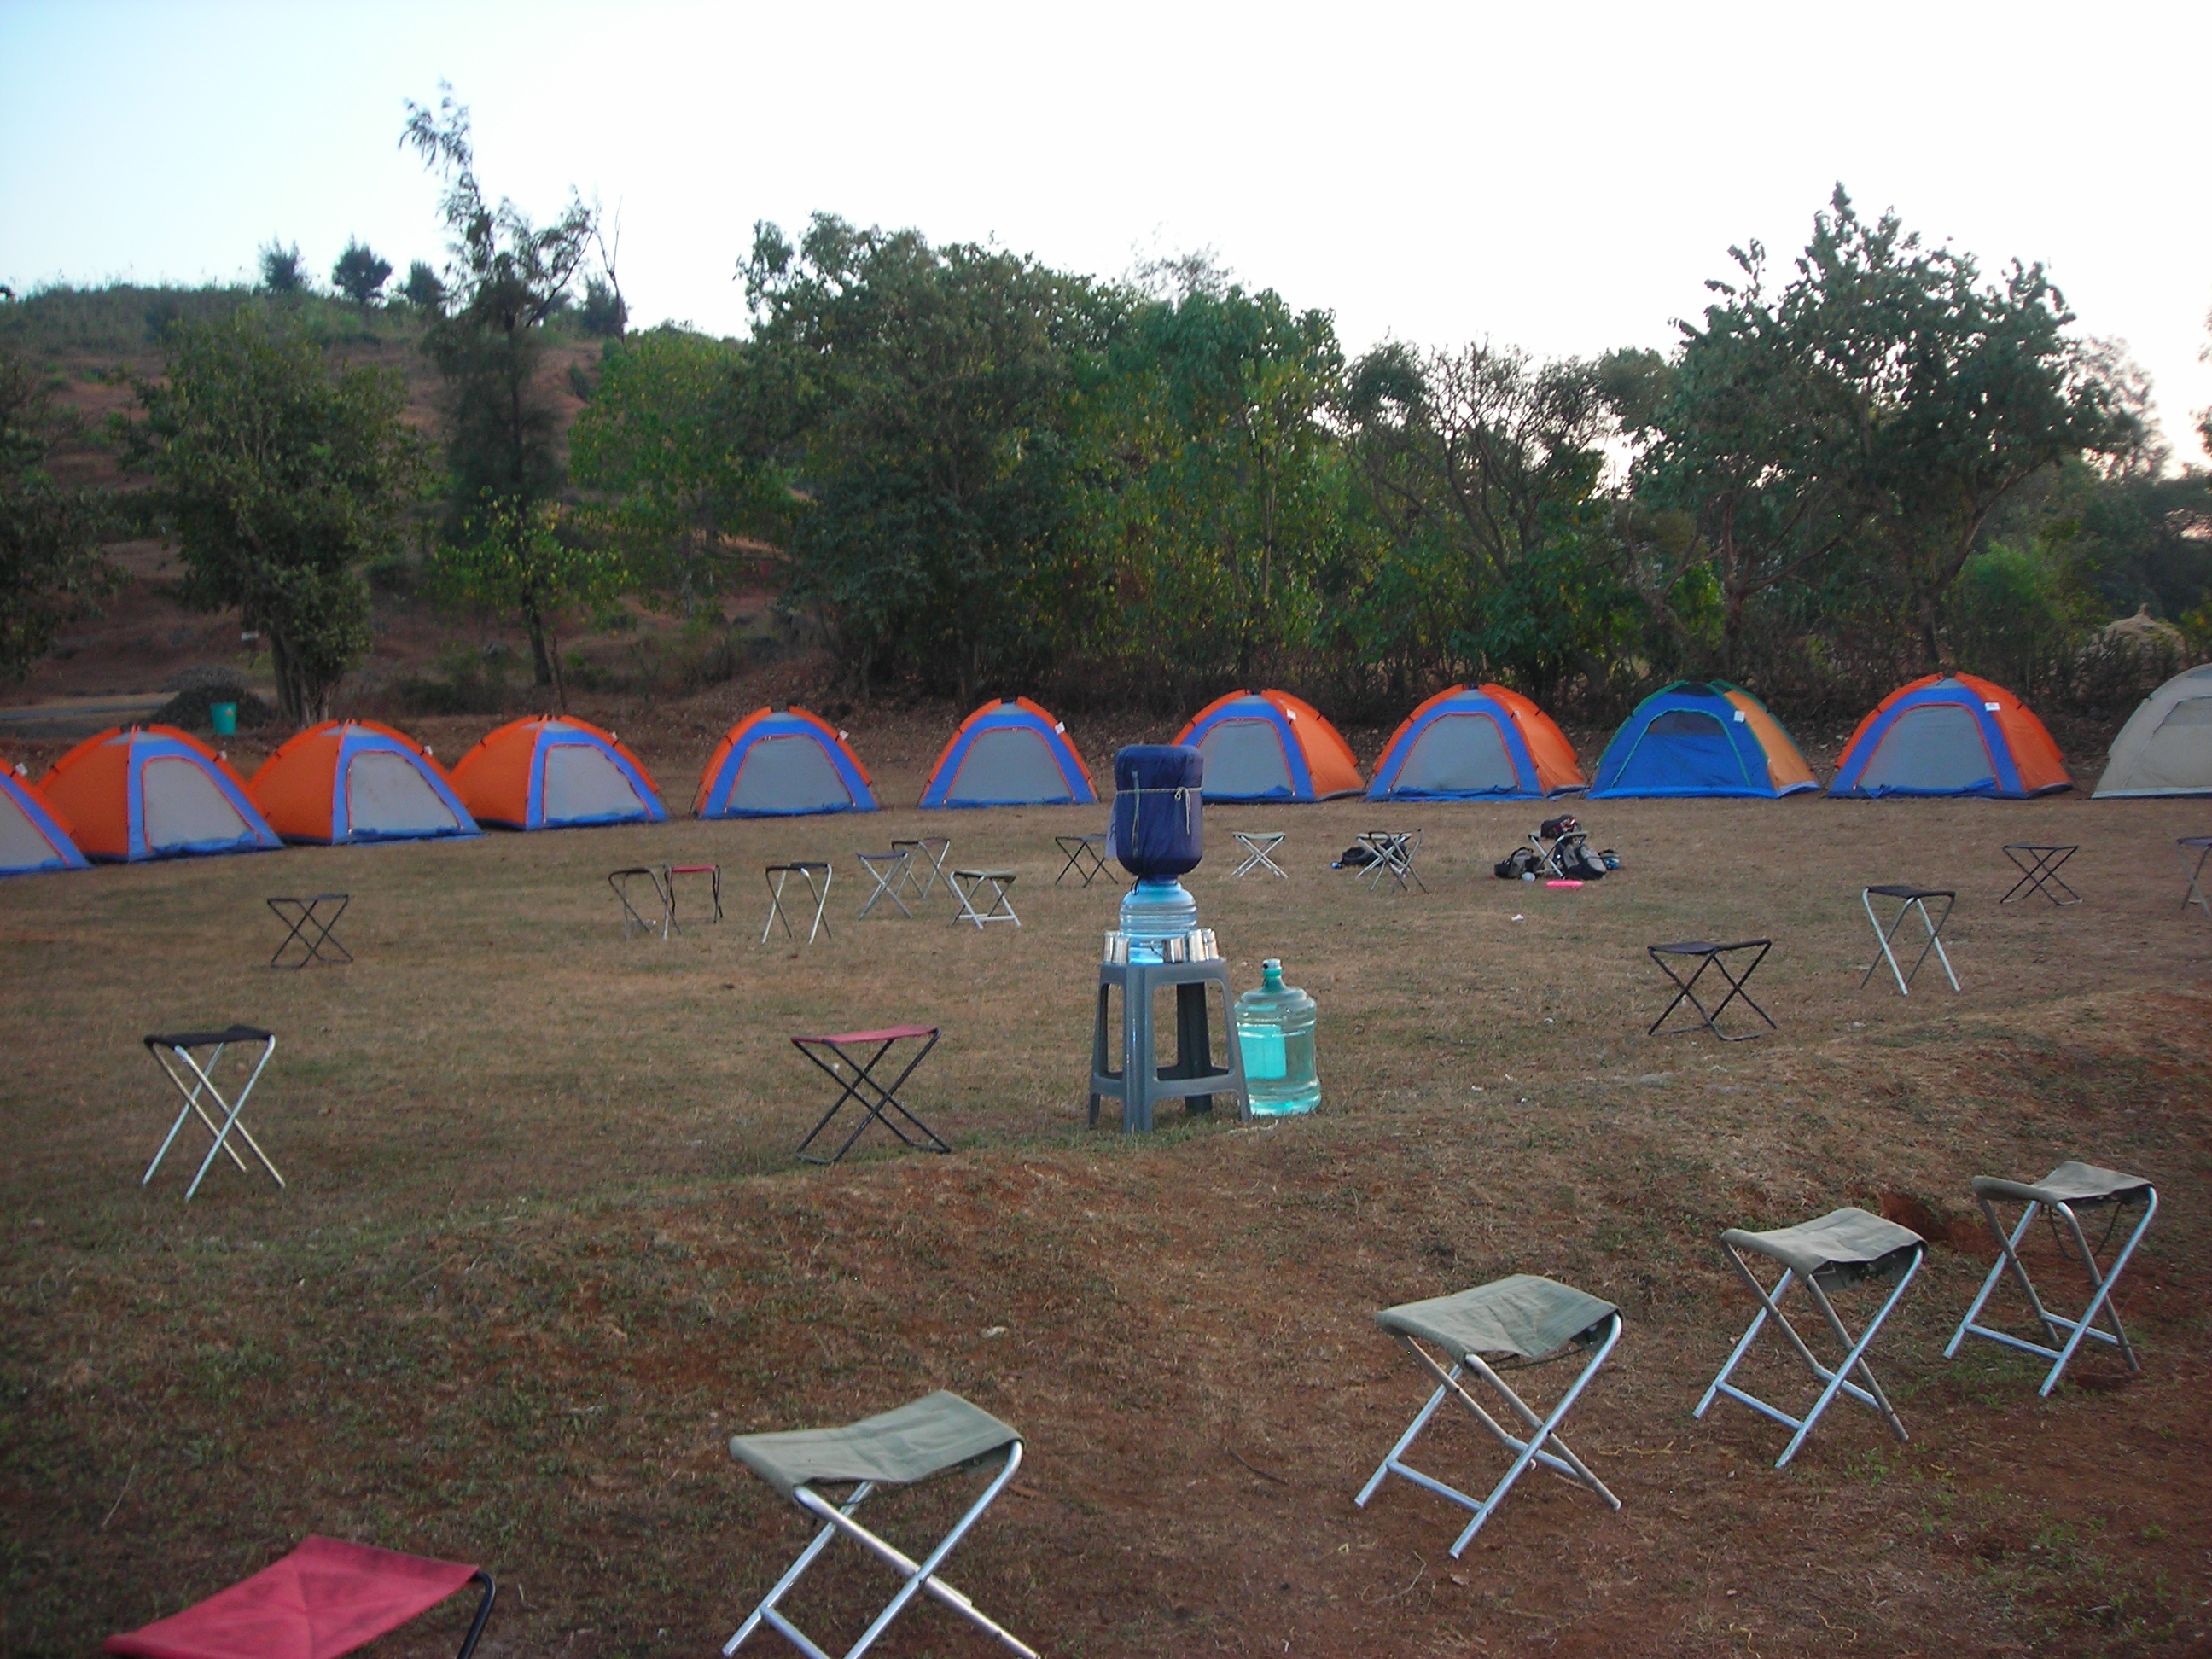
[107,1536,481,1659]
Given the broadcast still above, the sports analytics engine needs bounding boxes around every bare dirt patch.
[3,789,2208,1656]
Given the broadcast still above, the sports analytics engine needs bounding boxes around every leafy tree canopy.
[128,306,427,725]
[737,213,1111,701]
[401,84,600,683]
[399,260,446,313]
[258,240,307,295]
[428,499,626,713]
[569,327,783,614]
[0,346,117,678]
[330,239,393,306]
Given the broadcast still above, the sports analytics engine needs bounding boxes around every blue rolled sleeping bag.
[1111,744,1204,878]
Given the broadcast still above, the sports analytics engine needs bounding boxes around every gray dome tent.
[2093,663,2212,798]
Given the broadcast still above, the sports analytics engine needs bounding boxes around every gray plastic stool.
[1087,958,1251,1132]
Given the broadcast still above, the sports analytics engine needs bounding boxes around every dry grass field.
[3,726,2209,1657]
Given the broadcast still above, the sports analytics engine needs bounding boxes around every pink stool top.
[799,1024,938,1046]
[107,1536,478,1659]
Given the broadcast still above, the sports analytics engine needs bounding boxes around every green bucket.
[210,702,238,736]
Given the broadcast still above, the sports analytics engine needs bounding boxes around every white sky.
[5,0,2209,462]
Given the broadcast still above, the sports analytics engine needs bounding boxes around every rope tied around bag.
[1112,782,1201,837]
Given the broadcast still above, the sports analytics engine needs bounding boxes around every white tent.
[2093,664,2212,798]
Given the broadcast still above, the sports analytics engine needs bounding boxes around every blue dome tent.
[1589,682,1819,799]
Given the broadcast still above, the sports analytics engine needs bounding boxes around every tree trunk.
[546,623,568,713]
[1917,584,1948,675]
[268,630,306,731]
[524,607,554,686]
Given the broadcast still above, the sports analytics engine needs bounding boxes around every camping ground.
[3,718,2209,1657]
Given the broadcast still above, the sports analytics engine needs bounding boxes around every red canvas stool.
[107,1535,497,1659]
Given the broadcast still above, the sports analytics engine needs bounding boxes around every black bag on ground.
[1334,844,1378,870]
[1493,846,1541,880]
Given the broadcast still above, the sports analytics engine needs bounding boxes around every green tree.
[330,239,393,305]
[399,260,446,312]
[130,307,426,725]
[568,327,783,614]
[1068,286,1344,689]
[738,213,1107,701]
[1634,188,2136,677]
[1342,340,1632,699]
[402,84,597,685]
[258,240,307,294]
[0,346,117,678]
[579,277,627,339]
[429,499,625,712]
[1624,240,1866,672]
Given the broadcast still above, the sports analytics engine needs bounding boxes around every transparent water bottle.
[1235,958,1318,1116]
[1118,876,1198,963]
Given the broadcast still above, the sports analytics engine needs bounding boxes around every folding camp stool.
[1860,884,1958,996]
[724,1390,1035,1659]
[1647,939,1774,1040]
[609,865,675,939]
[267,894,352,968]
[951,868,1019,928]
[2000,843,2081,907]
[1357,830,1425,891]
[1357,1274,1622,1557]
[762,861,834,945]
[1945,1161,2158,1396]
[1696,1208,1924,1468]
[791,1023,949,1163]
[891,836,952,903]
[854,851,912,919]
[670,863,724,928]
[141,1027,282,1202]
[2180,836,2212,918]
[1054,833,1111,887]
[1231,830,1288,879]
[107,1535,498,1659]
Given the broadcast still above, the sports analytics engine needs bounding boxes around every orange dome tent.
[1368,684,1585,800]
[1,767,89,876]
[249,720,481,844]
[1829,674,2069,798]
[448,716,667,830]
[1172,690,1363,801]
[36,725,281,861]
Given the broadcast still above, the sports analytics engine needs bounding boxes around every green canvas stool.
[1945,1161,2158,1396]
[1357,1274,1623,1557]
[1696,1208,1924,1468]
[723,1391,1036,1659]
